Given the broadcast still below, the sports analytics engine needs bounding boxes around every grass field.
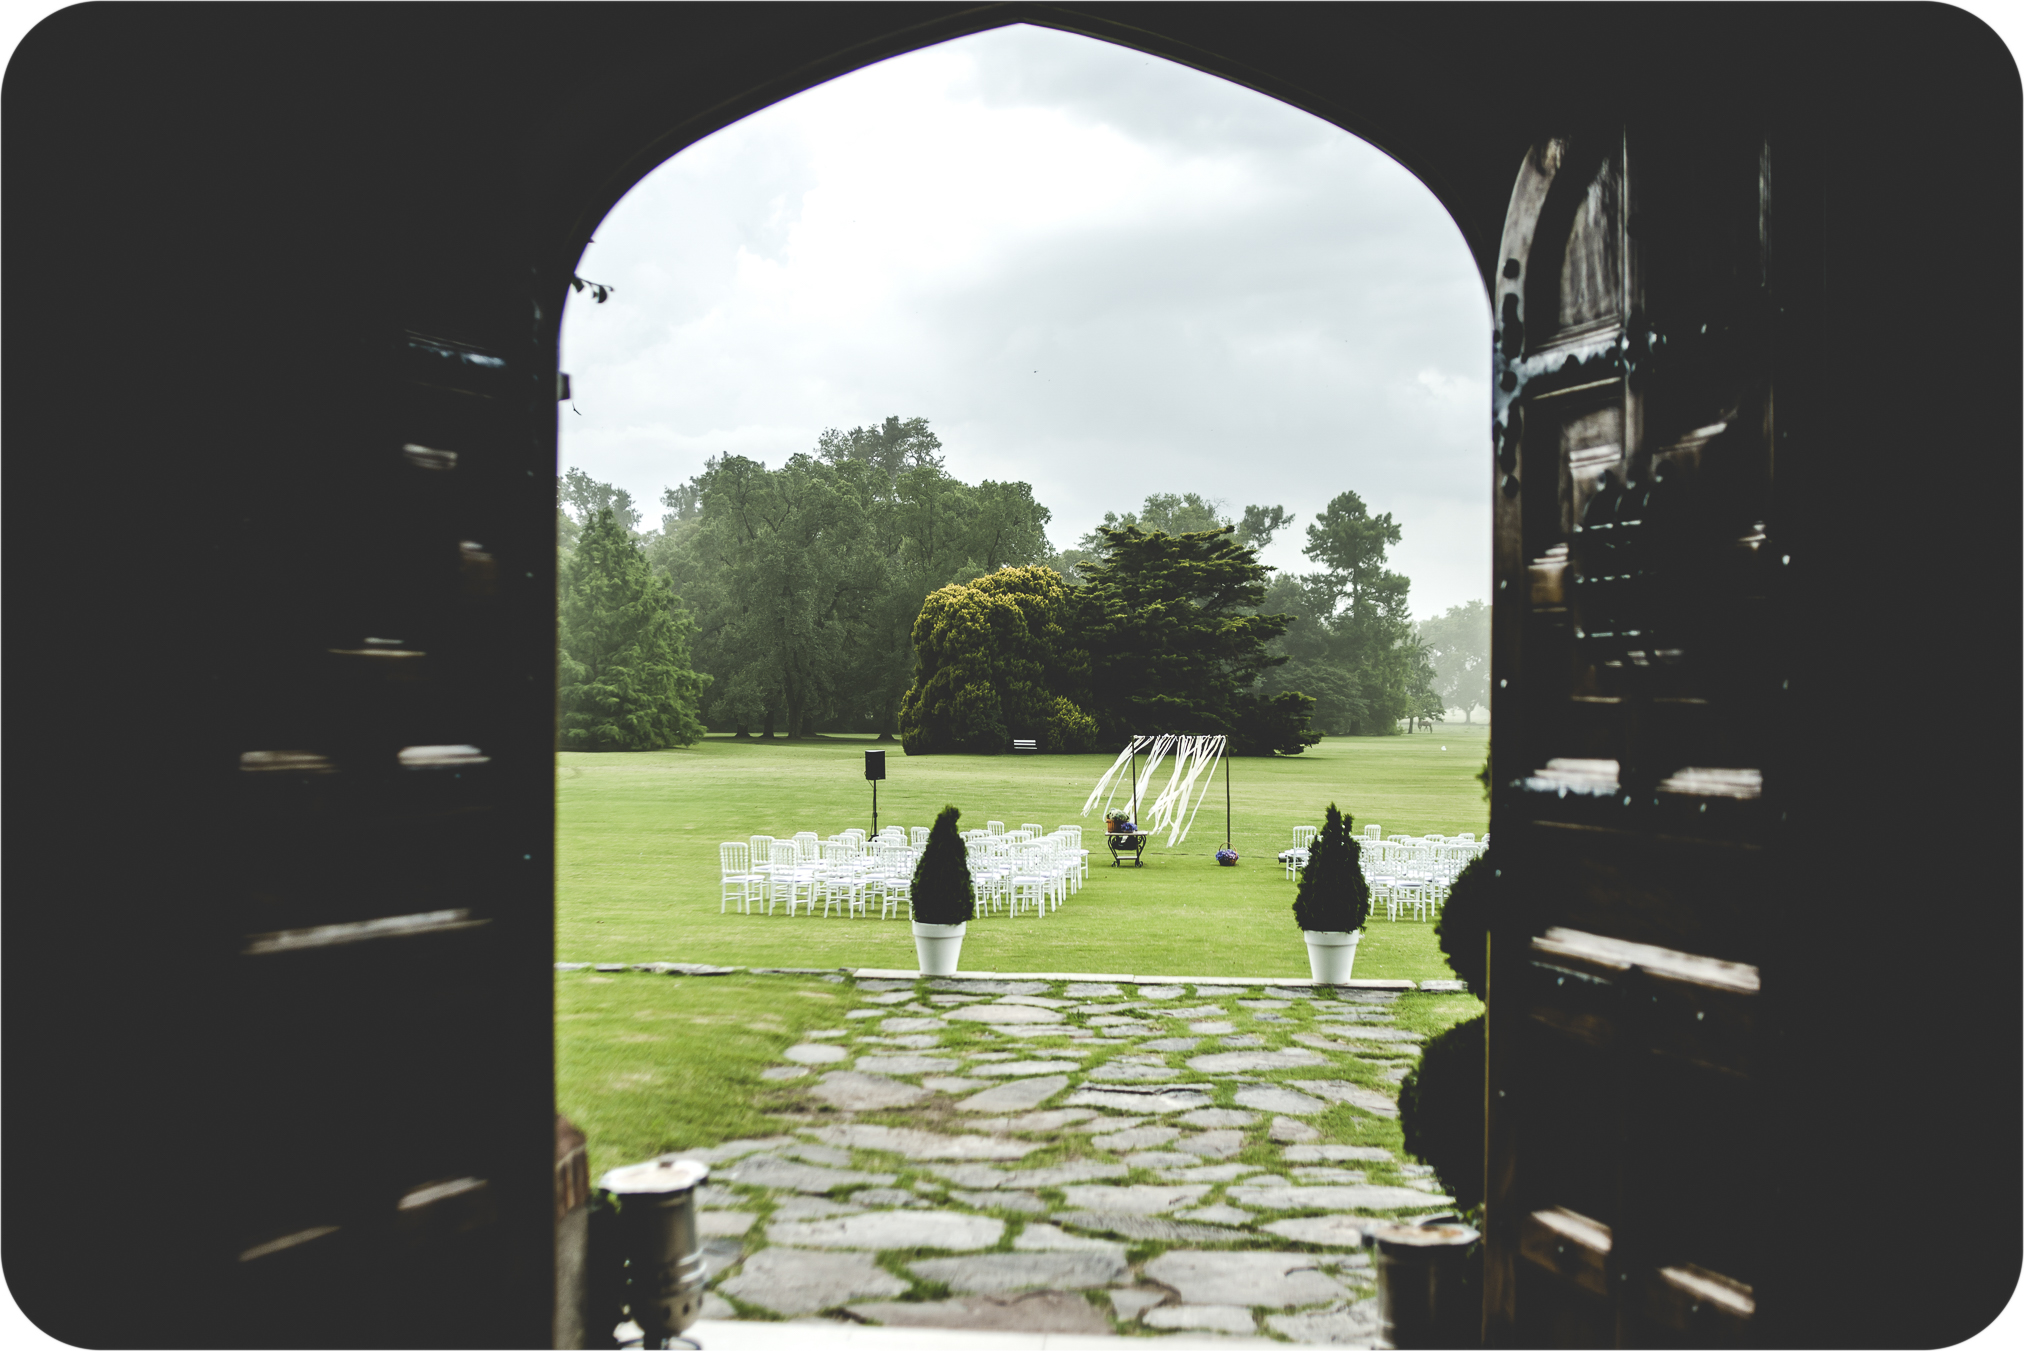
[556,724,1489,981]
[555,968,1484,1189]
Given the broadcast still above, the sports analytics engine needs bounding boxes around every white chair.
[748,835,777,903]
[719,842,762,914]
[874,866,912,920]
[1007,870,1049,917]
[770,840,815,916]
[910,826,930,848]
[1065,827,1090,883]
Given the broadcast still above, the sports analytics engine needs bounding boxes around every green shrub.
[1435,852,1493,999]
[1291,804,1371,933]
[1398,1011,1485,1211]
[910,805,976,925]
[1041,696,1099,753]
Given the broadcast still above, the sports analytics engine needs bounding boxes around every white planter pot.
[911,920,968,976]
[1303,929,1362,984]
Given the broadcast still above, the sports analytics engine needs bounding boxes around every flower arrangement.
[1215,847,1239,866]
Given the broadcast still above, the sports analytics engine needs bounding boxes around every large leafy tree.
[659,453,881,739]
[816,415,945,493]
[1259,490,1435,735]
[655,419,1056,741]
[1419,599,1491,722]
[557,508,708,750]
[1076,493,1294,555]
[1075,524,1317,755]
[898,566,1095,754]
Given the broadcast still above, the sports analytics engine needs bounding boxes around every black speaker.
[864,750,885,781]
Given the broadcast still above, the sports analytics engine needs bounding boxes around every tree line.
[554,416,1488,752]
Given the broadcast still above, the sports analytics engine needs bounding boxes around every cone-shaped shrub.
[1291,803,1371,933]
[1435,851,1494,999]
[1399,1012,1485,1211]
[910,804,975,925]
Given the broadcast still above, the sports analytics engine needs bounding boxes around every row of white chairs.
[1278,826,1488,922]
[719,823,1090,920]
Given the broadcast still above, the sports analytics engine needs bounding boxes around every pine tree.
[910,805,975,924]
[1291,803,1371,932]
[558,507,708,751]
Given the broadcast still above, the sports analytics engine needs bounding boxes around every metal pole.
[1225,738,1232,849]
[1128,738,1138,822]
[872,778,878,839]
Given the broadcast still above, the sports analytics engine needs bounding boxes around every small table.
[1106,831,1150,866]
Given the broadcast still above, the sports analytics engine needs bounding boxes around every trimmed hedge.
[910,804,976,925]
[1291,803,1371,933]
[1398,1011,1485,1212]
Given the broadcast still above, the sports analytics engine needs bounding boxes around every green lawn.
[555,967,1485,1193]
[556,726,1488,981]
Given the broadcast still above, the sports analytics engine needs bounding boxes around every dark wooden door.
[1483,122,1783,1347]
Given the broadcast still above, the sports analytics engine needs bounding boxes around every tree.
[897,566,1094,754]
[1257,490,1435,736]
[1290,803,1371,932]
[558,466,641,535]
[1419,599,1491,722]
[1076,493,1294,554]
[816,415,945,494]
[1075,524,1317,755]
[658,453,880,739]
[1237,503,1295,550]
[557,508,708,750]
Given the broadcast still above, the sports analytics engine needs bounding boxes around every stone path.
[654,975,1462,1344]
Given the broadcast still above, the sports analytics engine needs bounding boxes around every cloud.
[561,23,1490,617]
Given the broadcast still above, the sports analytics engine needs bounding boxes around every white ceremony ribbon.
[1172,735,1227,845]
[1080,739,1143,817]
[1130,734,1176,823]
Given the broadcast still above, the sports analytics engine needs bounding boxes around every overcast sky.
[559,22,1492,621]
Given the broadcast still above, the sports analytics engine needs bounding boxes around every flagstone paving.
[646,973,1469,1343]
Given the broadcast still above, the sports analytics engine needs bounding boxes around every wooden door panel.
[1485,124,1782,1347]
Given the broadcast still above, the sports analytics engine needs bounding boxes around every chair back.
[987,820,1006,835]
[910,826,931,848]
[793,833,819,861]
[1292,826,1318,849]
[770,841,800,867]
[749,834,775,860]
[821,840,855,865]
[1364,823,1382,840]
[720,842,750,874]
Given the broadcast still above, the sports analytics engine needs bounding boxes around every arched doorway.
[553,21,1491,744]
[7,8,2015,1349]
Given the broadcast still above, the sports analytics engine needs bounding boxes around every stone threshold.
[682,1318,1263,1349]
[557,961,1468,993]
[851,969,1427,991]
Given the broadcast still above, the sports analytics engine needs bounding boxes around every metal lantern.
[597,1157,710,1348]
[1373,1221,1480,1348]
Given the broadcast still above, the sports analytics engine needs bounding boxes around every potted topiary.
[909,804,975,975]
[1291,803,1371,982]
